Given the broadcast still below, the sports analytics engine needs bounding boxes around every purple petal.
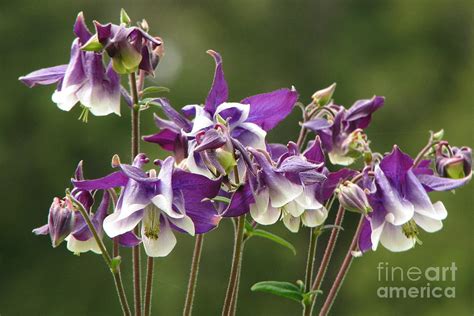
[417,173,472,191]
[267,143,287,161]
[242,88,298,131]
[379,146,414,184]
[316,168,357,202]
[118,231,142,247]
[204,50,228,114]
[72,171,129,190]
[303,118,333,131]
[194,129,226,152]
[222,183,255,217]
[275,155,321,173]
[154,98,192,132]
[358,218,372,253]
[120,164,159,184]
[303,136,325,164]
[345,96,384,129]
[32,224,49,235]
[73,12,92,44]
[143,129,180,152]
[19,65,67,88]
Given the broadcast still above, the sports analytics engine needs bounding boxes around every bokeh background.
[1,0,473,315]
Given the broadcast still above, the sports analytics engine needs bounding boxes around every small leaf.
[142,86,170,96]
[251,281,303,302]
[110,256,122,273]
[252,229,296,255]
[120,8,131,26]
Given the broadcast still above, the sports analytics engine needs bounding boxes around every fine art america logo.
[376,262,457,299]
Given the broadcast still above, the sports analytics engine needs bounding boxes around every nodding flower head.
[435,142,472,180]
[336,181,372,215]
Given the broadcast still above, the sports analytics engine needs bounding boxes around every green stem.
[129,72,142,316]
[318,215,364,316]
[143,257,154,316]
[222,215,246,316]
[183,234,205,316]
[69,195,131,316]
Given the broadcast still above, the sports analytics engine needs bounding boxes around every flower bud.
[436,145,472,179]
[111,41,143,74]
[48,197,76,248]
[336,181,372,214]
[312,83,336,106]
[215,147,237,174]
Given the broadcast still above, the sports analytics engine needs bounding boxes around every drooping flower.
[143,50,298,178]
[303,96,384,165]
[32,161,138,254]
[435,142,472,180]
[89,19,162,75]
[19,12,121,117]
[73,154,221,257]
[358,146,471,253]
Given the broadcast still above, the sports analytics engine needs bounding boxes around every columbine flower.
[143,50,298,178]
[358,146,471,253]
[89,19,162,75]
[73,154,221,257]
[303,96,384,165]
[19,12,121,118]
[435,142,472,180]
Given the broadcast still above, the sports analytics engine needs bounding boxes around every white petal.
[187,106,214,135]
[268,176,303,208]
[379,223,416,252]
[142,215,177,257]
[168,215,195,236]
[301,207,328,227]
[214,102,250,127]
[237,122,267,150]
[295,187,323,210]
[283,213,301,233]
[283,200,305,217]
[413,213,443,233]
[186,142,215,178]
[103,209,144,238]
[66,235,101,254]
[52,85,80,111]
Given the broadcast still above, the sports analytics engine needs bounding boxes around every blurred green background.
[1,0,473,315]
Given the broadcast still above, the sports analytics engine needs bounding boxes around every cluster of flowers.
[19,10,472,315]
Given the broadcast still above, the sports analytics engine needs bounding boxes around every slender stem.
[304,228,318,293]
[319,215,364,316]
[413,140,440,167]
[70,195,131,316]
[183,234,205,316]
[309,205,346,312]
[222,215,246,316]
[144,257,155,316]
[129,72,142,316]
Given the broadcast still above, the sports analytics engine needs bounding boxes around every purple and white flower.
[19,12,121,117]
[73,154,221,257]
[358,146,471,253]
[303,96,384,165]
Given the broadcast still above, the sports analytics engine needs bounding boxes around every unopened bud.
[111,41,143,74]
[336,181,372,214]
[312,83,336,106]
[48,197,76,248]
[216,148,237,175]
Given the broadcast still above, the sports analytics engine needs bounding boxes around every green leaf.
[252,229,296,255]
[142,86,170,96]
[110,256,122,273]
[251,281,303,302]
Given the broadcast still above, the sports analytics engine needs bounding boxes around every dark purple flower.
[73,154,221,257]
[19,12,121,117]
[303,96,384,165]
